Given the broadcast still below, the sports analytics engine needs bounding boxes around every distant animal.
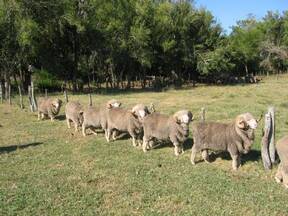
[106,104,150,146]
[142,110,193,156]
[275,135,288,188]
[38,97,62,121]
[65,101,83,132]
[190,113,258,170]
[82,99,121,137]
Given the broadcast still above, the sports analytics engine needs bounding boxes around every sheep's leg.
[74,121,78,132]
[190,145,198,165]
[50,116,55,122]
[82,124,87,137]
[201,150,210,163]
[275,163,283,183]
[38,112,41,120]
[148,140,154,149]
[282,166,288,189]
[66,118,71,129]
[90,128,98,136]
[230,154,240,170]
[112,130,118,141]
[106,128,112,142]
[235,141,248,154]
[172,141,182,156]
[142,136,149,152]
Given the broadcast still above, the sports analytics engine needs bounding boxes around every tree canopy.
[0,0,287,91]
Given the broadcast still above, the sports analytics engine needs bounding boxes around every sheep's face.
[173,110,193,124]
[132,104,149,119]
[107,99,121,109]
[52,99,62,110]
[236,113,258,130]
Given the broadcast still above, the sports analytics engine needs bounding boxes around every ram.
[82,99,121,137]
[142,110,193,156]
[65,101,83,132]
[106,104,150,146]
[275,135,288,188]
[190,113,258,170]
[38,98,62,121]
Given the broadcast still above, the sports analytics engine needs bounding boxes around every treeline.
[0,0,288,92]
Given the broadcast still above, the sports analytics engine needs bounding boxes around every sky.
[195,0,288,34]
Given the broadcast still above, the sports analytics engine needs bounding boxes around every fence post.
[45,89,48,98]
[89,93,92,106]
[28,86,33,112]
[18,85,24,109]
[64,90,68,103]
[268,106,276,164]
[261,108,274,170]
[200,107,206,122]
[4,82,8,100]
[8,84,11,105]
[0,83,3,104]
[31,81,37,111]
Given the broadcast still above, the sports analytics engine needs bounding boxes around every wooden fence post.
[261,113,272,170]
[64,90,68,103]
[4,82,8,100]
[31,81,37,111]
[89,93,92,106]
[0,83,3,104]
[28,86,33,112]
[200,107,206,122]
[18,85,24,109]
[45,89,48,98]
[8,84,11,105]
[261,107,275,170]
[268,107,276,164]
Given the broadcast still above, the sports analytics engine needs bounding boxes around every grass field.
[1,75,288,215]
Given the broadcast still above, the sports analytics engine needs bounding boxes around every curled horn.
[236,115,246,129]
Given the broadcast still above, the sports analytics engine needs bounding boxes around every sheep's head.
[131,104,149,120]
[173,110,193,124]
[106,99,121,109]
[52,99,62,110]
[236,113,258,130]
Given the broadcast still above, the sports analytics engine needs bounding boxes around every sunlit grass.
[0,75,288,215]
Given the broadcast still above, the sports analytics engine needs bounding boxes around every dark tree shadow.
[183,138,193,151]
[0,142,44,154]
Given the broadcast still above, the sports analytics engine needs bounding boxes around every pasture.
[1,75,288,215]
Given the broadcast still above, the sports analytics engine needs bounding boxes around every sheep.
[106,104,150,146]
[142,110,193,156]
[65,101,84,132]
[275,135,288,188]
[190,112,258,170]
[38,97,62,121]
[82,99,121,137]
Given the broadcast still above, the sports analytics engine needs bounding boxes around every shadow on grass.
[56,115,66,121]
[206,149,262,164]
[0,142,44,154]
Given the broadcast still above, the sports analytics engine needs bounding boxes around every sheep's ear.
[236,116,246,129]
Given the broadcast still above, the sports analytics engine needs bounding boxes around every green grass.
[1,75,288,215]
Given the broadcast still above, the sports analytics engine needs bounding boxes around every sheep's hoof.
[143,148,147,153]
[275,176,282,183]
[191,160,196,165]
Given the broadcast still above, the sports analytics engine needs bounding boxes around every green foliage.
[34,69,62,91]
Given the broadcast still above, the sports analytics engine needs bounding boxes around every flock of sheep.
[36,97,288,189]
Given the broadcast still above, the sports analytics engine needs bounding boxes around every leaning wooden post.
[8,84,11,105]
[64,90,68,103]
[0,83,3,104]
[88,93,92,106]
[200,107,206,122]
[18,85,24,109]
[45,89,48,98]
[31,81,37,111]
[268,106,276,164]
[261,112,272,170]
[28,86,33,112]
